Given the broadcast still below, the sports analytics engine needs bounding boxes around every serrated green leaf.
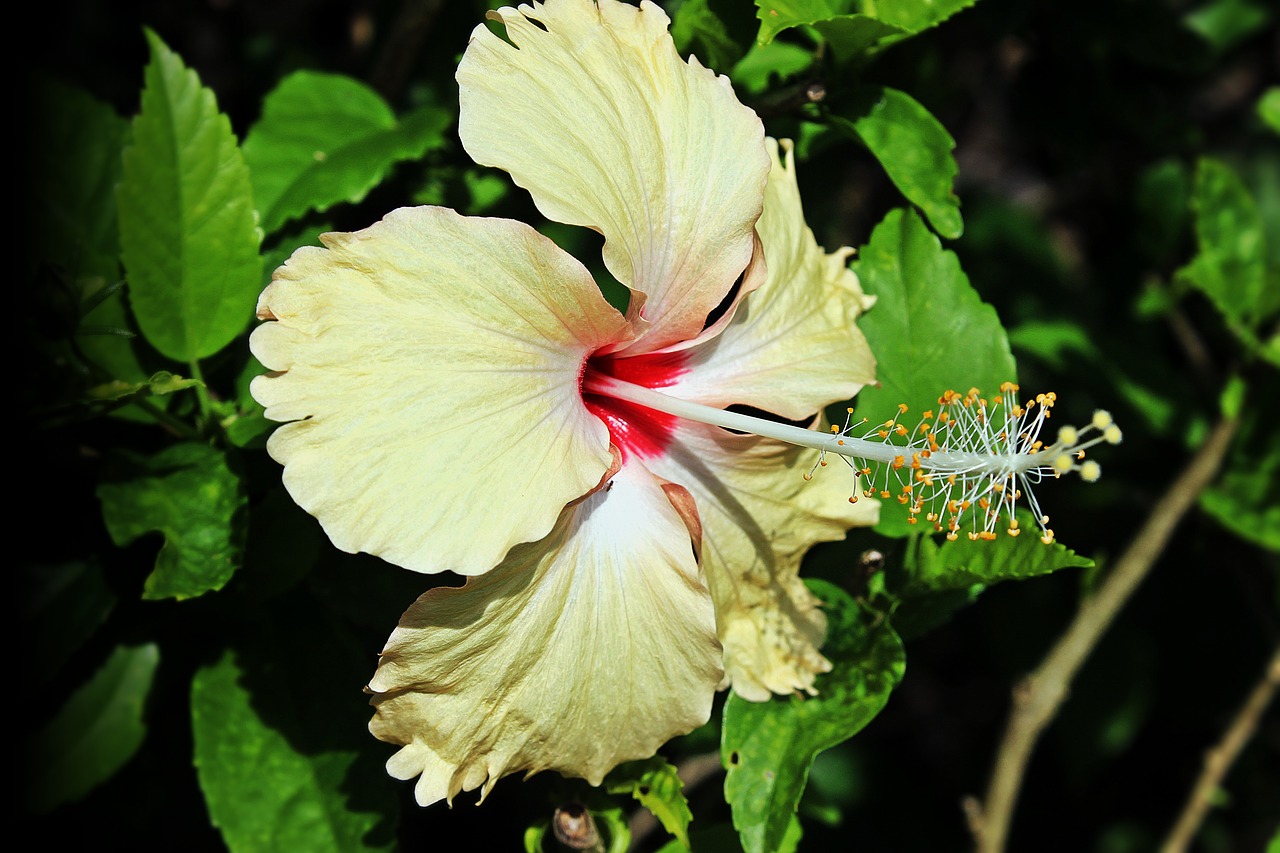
[832,87,962,238]
[812,15,911,62]
[851,208,1016,535]
[1176,157,1270,337]
[1260,88,1280,136]
[607,757,694,848]
[24,643,159,814]
[191,601,397,852]
[1200,380,1280,551]
[21,561,117,689]
[117,30,262,362]
[97,442,246,599]
[722,581,904,853]
[894,510,1093,595]
[243,72,451,234]
[754,0,976,54]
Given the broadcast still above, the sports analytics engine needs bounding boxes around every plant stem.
[966,413,1239,853]
[188,358,212,425]
[1160,645,1280,853]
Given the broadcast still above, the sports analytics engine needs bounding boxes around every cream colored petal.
[250,206,630,576]
[648,421,879,700]
[663,138,876,420]
[457,0,769,351]
[368,462,721,805]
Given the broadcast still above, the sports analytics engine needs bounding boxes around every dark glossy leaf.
[672,0,747,71]
[243,72,451,235]
[98,442,247,599]
[25,644,159,814]
[722,581,904,853]
[29,78,144,386]
[117,30,262,362]
[831,87,962,238]
[21,561,116,689]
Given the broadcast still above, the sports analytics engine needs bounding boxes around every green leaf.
[851,208,1016,535]
[25,644,159,814]
[722,581,904,853]
[607,757,694,848]
[1183,0,1272,53]
[117,29,262,362]
[754,0,976,55]
[98,442,247,599]
[1260,87,1280,136]
[731,41,815,96]
[21,561,116,689]
[831,87,962,238]
[894,510,1093,596]
[672,0,747,71]
[191,600,397,852]
[1200,381,1280,551]
[29,78,145,387]
[1176,157,1271,337]
[243,72,451,235]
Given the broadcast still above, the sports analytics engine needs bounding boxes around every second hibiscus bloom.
[250,0,878,806]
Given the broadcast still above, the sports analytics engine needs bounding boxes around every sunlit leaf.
[731,41,814,96]
[118,30,261,363]
[851,207,1016,535]
[831,87,962,237]
[25,644,159,814]
[722,581,904,853]
[607,757,694,849]
[243,71,451,235]
[88,370,201,402]
[191,601,397,852]
[754,0,977,55]
[98,442,247,600]
[1176,157,1271,337]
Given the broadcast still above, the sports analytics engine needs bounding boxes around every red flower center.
[583,350,689,460]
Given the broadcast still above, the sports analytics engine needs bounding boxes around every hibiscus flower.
[251,0,878,806]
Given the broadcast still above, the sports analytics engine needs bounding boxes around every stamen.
[581,375,1117,543]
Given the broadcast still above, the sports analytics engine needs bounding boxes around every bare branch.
[1160,645,1280,853]
[969,414,1240,853]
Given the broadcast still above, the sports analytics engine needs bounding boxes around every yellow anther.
[946,532,959,541]
[830,424,840,433]
[895,424,908,436]
[898,403,909,414]
[846,407,854,414]
[891,455,905,469]
[880,490,891,499]
[1008,527,1021,537]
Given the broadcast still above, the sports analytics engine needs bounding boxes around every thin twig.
[1160,645,1280,853]
[968,414,1240,853]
